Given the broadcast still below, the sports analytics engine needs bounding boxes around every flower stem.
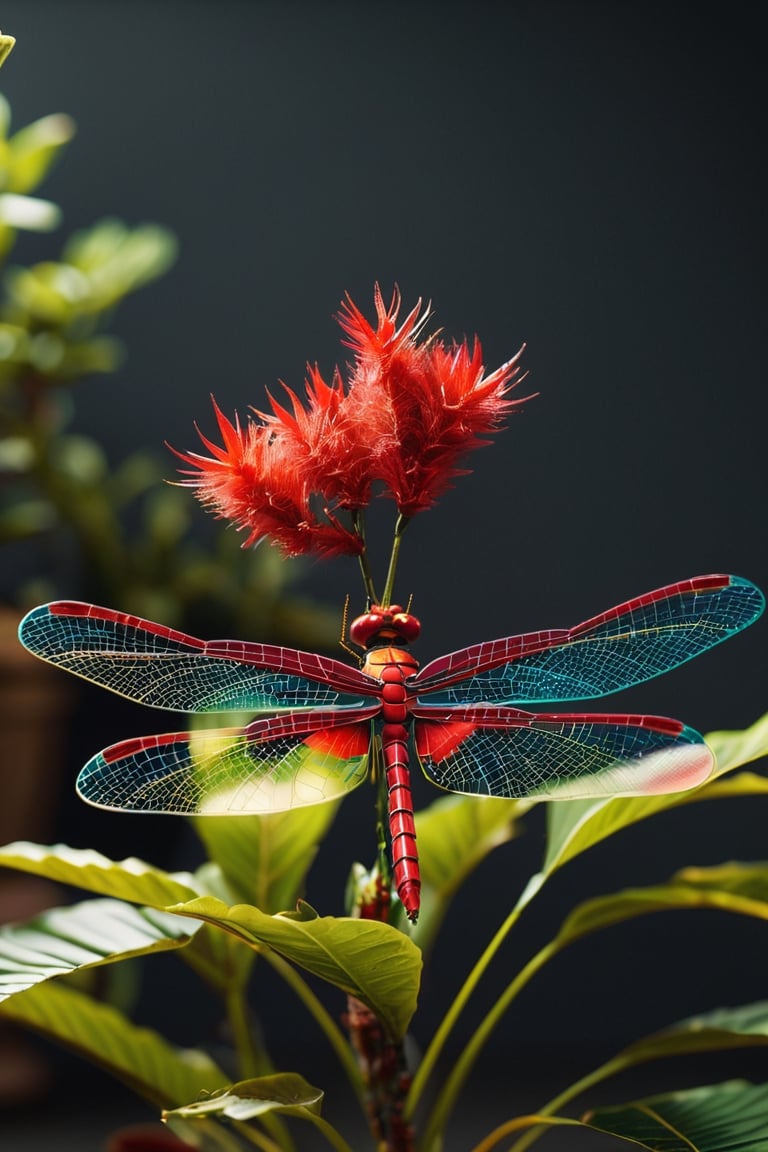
[381,514,410,608]
[353,509,379,605]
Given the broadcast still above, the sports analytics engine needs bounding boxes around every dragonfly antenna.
[339,594,359,661]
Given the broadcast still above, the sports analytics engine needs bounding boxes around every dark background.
[1,1,766,1147]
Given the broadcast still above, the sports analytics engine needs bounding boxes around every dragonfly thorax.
[349,604,421,649]
[362,645,419,682]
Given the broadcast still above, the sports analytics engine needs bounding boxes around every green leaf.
[556,861,768,949]
[0,192,61,230]
[0,897,198,1001]
[0,841,201,906]
[166,1072,323,1121]
[675,860,768,901]
[584,1079,768,1150]
[164,1074,349,1152]
[544,711,768,876]
[617,1002,768,1067]
[413,793,526,952]
[0,980,228,1108]
[7,111,75,194]
[62,217,178,305]
[193,805,340,912]
[167,896,421,1041]
[0,32,15,70]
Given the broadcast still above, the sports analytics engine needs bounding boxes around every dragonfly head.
[350,605,421,649]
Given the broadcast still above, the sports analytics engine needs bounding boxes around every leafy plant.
[0,59,335,642]
[0,715,766,1150]
[3,283,767,1152]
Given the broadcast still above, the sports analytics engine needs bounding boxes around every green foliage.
[0,91,340,644]
[1,981,229,1109]
[166,896,421,1042]
[0,714,766,1150]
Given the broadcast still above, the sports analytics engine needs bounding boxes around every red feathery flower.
[260,364,381,510]
[175,285,531,557]
[173,400,362,556]
[337,284,529,514]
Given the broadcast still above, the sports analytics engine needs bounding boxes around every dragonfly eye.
[350,606,421,647]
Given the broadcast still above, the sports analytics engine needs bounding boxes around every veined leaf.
[584,1079,768,1150]
[0,897,197,1001]
[544,711,768,875]
[167,896,421,1041]
[165,1072,323,1121]
[413,794,527,952]
[164,1074,339,1152]
[474,1082,768,1150]
[0,841,201,906]
[193,804,340,913]
[0,980,228,1108]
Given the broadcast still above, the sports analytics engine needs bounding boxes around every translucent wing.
[76,708,379,815]
[412,575,764,705]
[19,602,378,713]
[413,706,713,800]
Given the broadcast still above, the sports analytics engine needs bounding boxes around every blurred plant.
[0,86,335,642]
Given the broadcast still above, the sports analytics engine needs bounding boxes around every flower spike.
[172,286,531,569]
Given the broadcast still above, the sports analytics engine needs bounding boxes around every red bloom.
[338,284,529,514]
[260,364,380,510]
[173,400,362,557]
[174,285,531,557]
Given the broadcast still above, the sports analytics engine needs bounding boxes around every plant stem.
[505,1054,634,1152]
[227,984,263,1080]
[264,952,367,1110]
[469,1115,582,1152]
[353,508,379,605]
[303,1113,358,1152]
[381,514,410,608]
[226,985,294,1152]
[406,873,545,1121]
[419,940,559,1150]
[234,1123,287,1151]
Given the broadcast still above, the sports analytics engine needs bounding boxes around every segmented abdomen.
[380,666,420,922]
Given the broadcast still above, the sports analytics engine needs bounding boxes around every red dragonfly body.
[18,575,765,922]
[353,607,422,920]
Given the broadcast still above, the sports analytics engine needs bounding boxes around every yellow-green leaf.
[166,1072,323,1121]
[0,32,15,69]
[7,111,75,194]
[617,1002,768,1067]
[0,980,228,1108]
[0,841,201,906]
[556,862,768,949]
[0,897,197,1001]
[193,805,339,913]
[167,896,421,1041]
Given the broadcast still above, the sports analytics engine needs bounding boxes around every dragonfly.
[18,573,764,922]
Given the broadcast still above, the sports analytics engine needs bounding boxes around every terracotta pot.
[0,604,72,1106]
[0,604,71,850]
